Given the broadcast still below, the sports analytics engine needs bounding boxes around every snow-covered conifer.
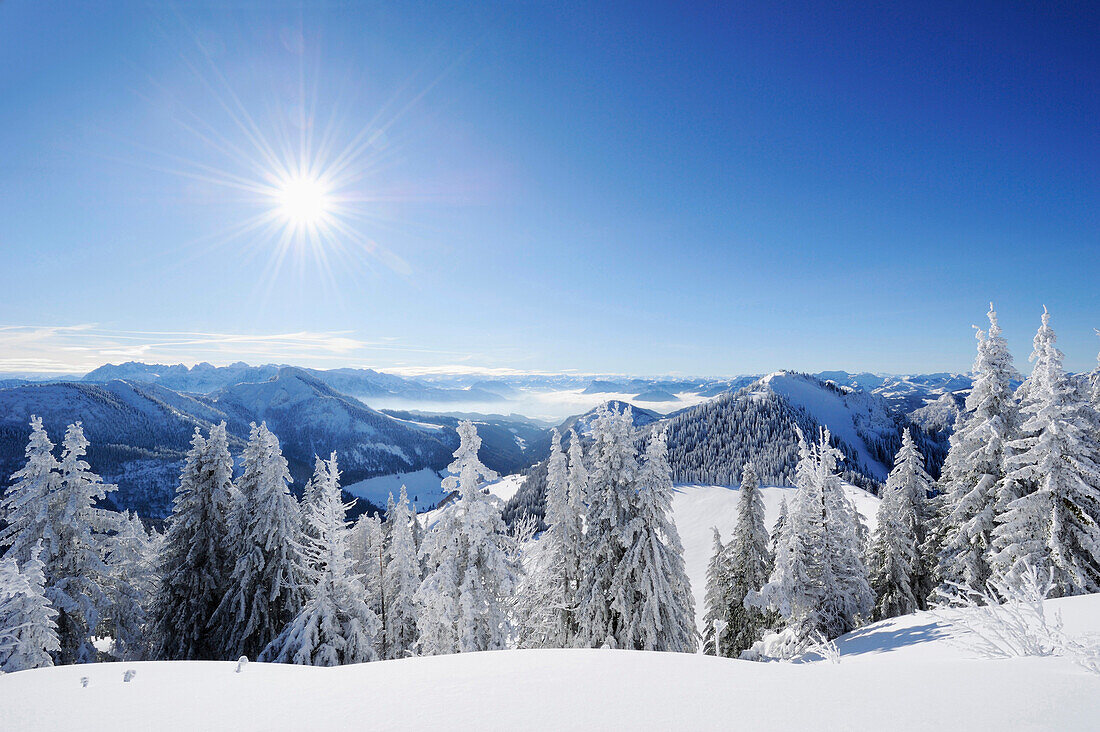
[261,452,380,666]
[936,305,1019,596]
[48,422,118,664]
[770,497,789,560]
[748,431,826,655]
[416,421,520,655]
[576,404,639,648]
[151,423,235,660]
[817,432,874,637]
[100,511,158,661]
[517,429,585,648]
[213,423,308,659]
[718,462,774,655]
[0,417,60,567]
[349,511,385,625]
[701,528,733,656]
[383,486,421,659]
[0,547,59,672]
[613,429,696,652]
[869,429,931,620]
[750,429,871,655]
[992,308,1100,596]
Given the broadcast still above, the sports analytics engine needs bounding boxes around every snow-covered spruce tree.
[349,511,385,635]
[261,452,380,666]
[869,429,932,620]
[577,404,639,649]
[934,305,1019,598]
[100,511,158,661]
[992,308,1100,596]
[612,429,696,652]
[747,432,826,656]
[383,486,421,659]
[701,528,733,656]
[213,423,309,660]
[770,497,789,560]
[151,423,235,661]
[298,458,326,567]
[817,430,874,638]
[720,462,775,656]
[0,416,61,567]
[449,420,519,652]
[749,429,871,656]
[413,505,460,655]
[416,421,520,655]
[517,429,585,648]
[48,422,118,664]
[0,547,60,672]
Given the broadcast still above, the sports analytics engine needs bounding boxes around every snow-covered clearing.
[673,482,880,628]
[343,468,445,511]
[5,595,1100,730]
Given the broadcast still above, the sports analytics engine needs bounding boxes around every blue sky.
[1,1,1098,376]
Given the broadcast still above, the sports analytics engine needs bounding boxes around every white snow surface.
[673,482,880,629]
[343,468,446,511]
[5,596,1100,730]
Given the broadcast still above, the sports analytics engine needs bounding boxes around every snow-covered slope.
[749,371,897,479]
[672,482,880,628]
[5,596,1100,731]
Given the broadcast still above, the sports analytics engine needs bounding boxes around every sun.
[275,175,331,228]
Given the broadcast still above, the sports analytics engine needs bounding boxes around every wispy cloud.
[0,324,478,375]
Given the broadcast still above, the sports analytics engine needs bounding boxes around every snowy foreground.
[3,594,1100,730]
[4,482,1098,729]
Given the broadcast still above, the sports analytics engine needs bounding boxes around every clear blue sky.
[1,1,1098,376]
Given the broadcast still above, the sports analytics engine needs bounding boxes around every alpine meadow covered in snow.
[4,2,1100,730]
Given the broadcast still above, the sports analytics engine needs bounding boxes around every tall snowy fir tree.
[383,486,421,660]
[749,432,826,656]
[261,452,380,666]
[817,431,874,638]
[934,305,1019,598]
[213,423,308,660]
[151,423,235,661]
[613,429,696,652]
[416,421,520,655]
[0,416,61,567]
[750,429,871,657]
[577,404,639,648]
[702,527,733,656]
[869,430,931,620]
[711,462,774,656]
[47,422,118,664]
[517,429,585,648]
[349,511,385,644]
[770,497,789,560]
[0,547,60,673]
[100,511,158,661]
[992,308,1100,596]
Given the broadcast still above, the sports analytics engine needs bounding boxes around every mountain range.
[0,362,971,520]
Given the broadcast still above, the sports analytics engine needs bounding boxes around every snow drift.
[4,594,1100,730]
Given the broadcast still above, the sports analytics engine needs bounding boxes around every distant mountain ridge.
[502,372,956,527]
[0,369,540,518]
[82,361,504,402]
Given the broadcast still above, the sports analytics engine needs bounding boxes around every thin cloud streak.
[0,325,481,375]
